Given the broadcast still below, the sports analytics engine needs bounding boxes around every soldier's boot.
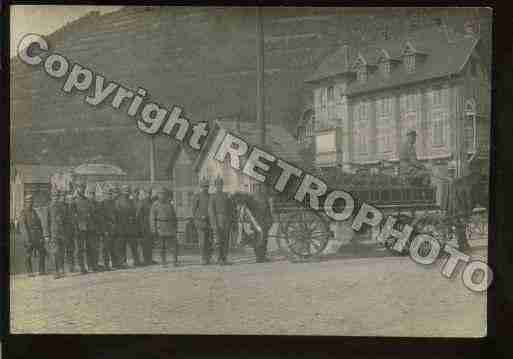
[26,255,35,277]
[131,240,142,266]
[38,253,46,275]
[161,249,168,267]
[173,240,179,267]
[67,248,76,272]
[78,255,88,274]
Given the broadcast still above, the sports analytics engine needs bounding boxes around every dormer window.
[353,53,368,84]
[380,61,391,76]
[402,41,424,73]
[357,66,367,83]
[405,54,415,73]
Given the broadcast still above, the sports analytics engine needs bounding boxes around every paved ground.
[10,244,487,337]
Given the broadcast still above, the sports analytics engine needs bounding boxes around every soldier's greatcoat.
[193,191,210,229]
[150,200,178,237]
[73,195,95,232]
[100,199,118,235]
[136,198,153,237]
[18,207,44,246]
[48,201,66,252]
[208,192,233,230]
[115,196,137,237]
[18,206,46,273]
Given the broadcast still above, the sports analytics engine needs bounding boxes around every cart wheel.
[414,214,452,256]
[282,210,330,259]
[381,214,413,256]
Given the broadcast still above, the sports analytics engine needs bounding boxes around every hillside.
[10,6,491,179]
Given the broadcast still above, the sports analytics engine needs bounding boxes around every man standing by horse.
[193,178,212,265]
[251,184,274,263]
[209,177,233,265]
[136,188,156,266]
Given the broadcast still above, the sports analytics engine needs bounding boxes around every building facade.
[304,25,490,185]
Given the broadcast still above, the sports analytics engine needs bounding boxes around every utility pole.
[150,136,156,183]
[256,6,266,147]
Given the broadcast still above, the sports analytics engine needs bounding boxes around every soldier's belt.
[155,218,174,222]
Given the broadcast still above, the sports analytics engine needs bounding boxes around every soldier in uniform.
[399,130,431,186]
[18,194,46,276]
[73,182,97,274]
[115,185,141,267]
[86,185,102,271]
[150,187,179,267]
[136,189,157,266]
[48,190,67,278]
[208,177,233,265]
[192,178,212,265]
[97,188,118,270]
[63,192,77,272]
[251,184,274,263]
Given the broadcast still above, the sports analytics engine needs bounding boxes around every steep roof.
[306,26,479,95]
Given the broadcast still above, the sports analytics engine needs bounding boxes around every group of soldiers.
[17,176,272,279]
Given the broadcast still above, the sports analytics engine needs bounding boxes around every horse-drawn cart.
[238,163,487,261]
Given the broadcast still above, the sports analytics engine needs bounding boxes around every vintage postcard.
[9,6,491,336]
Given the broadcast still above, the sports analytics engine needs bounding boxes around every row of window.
[316,86,445,110]
[353,109,448,155]
[316,113,478,166]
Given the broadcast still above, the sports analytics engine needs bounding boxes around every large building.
[302,23,490,187]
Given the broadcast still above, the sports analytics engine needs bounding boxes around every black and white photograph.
[9,6,491,336]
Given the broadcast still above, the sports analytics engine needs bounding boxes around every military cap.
[200,177,210,188]
[121,185,130,194]
[24,194,33,202]
[407,129,417,137]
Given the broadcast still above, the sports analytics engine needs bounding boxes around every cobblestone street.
[10,246,487,337]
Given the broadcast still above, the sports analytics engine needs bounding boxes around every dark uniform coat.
[136,198,153,236]
[48,201,66,241]
[73,196,95,232]
[192,191,210,229]
[63,202,77,238]
[18,207,44,246]
[100,199,118,235]
[149,200,178,237]
[115,196,137,237]
[208,192,233,230]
